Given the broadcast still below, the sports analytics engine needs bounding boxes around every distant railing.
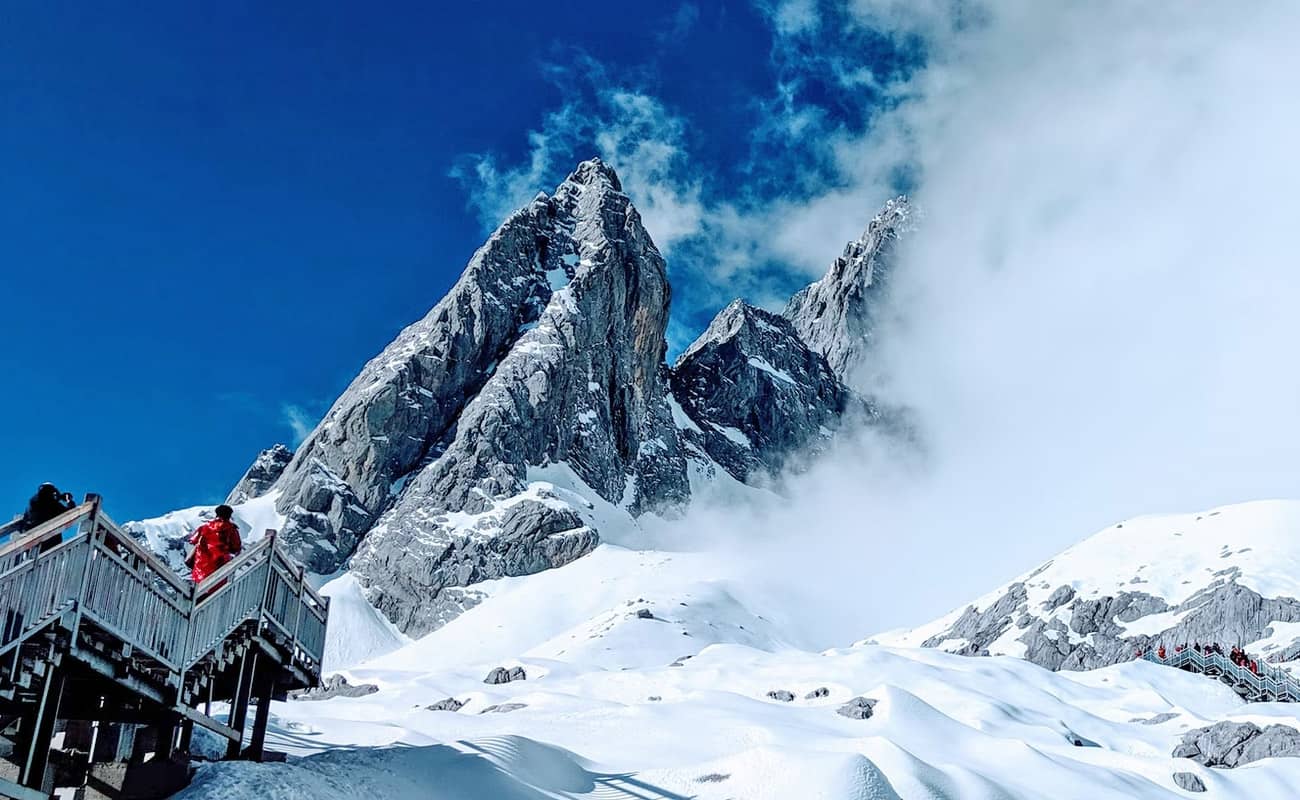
[0,497,327,690]
[1143,648,1300,702]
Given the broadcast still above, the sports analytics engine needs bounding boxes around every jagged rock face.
[784,197,910,384]
[1173,721,1300,769]
[1172,772,1206,793]
[670,300,858,483]
[910,576,1300,671]
[264,159,685,577]
[158,170,916,639]
[226,444,292,505]
[346,160,692,636]
[875,502,1300,673]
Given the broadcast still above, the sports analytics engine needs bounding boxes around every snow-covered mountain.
[175,525,1300,800]
[872,500,1300,672]
[670,299,873,484]
[120,162,1300,797]
[130,159,907,638]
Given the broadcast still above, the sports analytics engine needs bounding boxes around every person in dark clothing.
[20,483,75,532]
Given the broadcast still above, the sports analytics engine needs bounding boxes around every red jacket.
[190,519,242,583]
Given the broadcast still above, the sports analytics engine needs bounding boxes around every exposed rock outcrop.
[1172,772,1206,792]
[484,666,527,685]
[836,697,877,720]
[269,159,678,577]
[289,674,379,701]
[426,698,465,712]
[882,502,1300,673]
[348,161,691,635]
[226,444,293,505]
[784,197,911,384]
[1173,721,1300,768]
[670,301,863,483]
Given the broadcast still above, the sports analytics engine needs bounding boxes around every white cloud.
[281,403,318,447]
[660,0,1300,643]
[766,0,821,36]
[451,3,1300,643]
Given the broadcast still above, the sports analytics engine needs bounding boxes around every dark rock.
[1043,585,1076,612]
[1172,772,1205,792]
[805,687,830,699]
[1174,721,1300,768]
[836,696,877,720]
[670,301,868,483]
[289,674,378,701]
[484,666,527,685]
[226,444,293,505]
[636,608,654,620]
[767,690,795,702]
[923,583,1029,655]
[426,698,465,713]
[480,703,527,714]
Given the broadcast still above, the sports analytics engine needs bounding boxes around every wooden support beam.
[244,668,276,762]
[225,652,257,759]
[18,661,64,790]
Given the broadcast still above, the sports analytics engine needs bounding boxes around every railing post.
[67,494,103,652]
[288,535,305,664]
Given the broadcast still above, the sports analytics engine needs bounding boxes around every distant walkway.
[1143,648,1300,703]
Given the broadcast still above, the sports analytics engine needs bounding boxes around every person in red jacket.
[189,505,242,583]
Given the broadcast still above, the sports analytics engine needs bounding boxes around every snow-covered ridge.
[177,539,1300,800]
[872,499,1300,670]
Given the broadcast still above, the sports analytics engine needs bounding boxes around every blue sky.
[0,1,914,521]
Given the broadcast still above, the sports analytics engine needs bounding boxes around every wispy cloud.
[281,403,319,447]
[658,2,701,45]
[667,0,1300,640]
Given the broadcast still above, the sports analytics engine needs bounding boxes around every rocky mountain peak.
[559,157,624,193]
[226,443,293,505]
[670,299,861,484]
[134,163,913,641]
[784,196,912,383]
[329,160,691,636]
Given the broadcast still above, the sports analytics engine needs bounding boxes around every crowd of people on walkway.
[1138,641,1263,676]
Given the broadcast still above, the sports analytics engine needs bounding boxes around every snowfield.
[173,531,1300,799]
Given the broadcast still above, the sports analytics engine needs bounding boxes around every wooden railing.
[0,497,328,689]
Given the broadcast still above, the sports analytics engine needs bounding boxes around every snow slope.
[124,493,285,574]
[872,500,1300,670]
[175,536,1300,799]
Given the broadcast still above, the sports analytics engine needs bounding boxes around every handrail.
[94,510,192,595]
[0,503,92,561]
[0,515,26,539]
[0,496,327,700]
[193,535,277,605]
[1144,648,1300,701]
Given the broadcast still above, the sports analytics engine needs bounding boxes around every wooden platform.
[0,496,328,798]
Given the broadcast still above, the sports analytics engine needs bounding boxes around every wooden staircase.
[0,495,328,799]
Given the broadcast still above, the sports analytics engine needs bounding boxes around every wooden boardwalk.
[0,496,328,799]
[1143,648,1300,702]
